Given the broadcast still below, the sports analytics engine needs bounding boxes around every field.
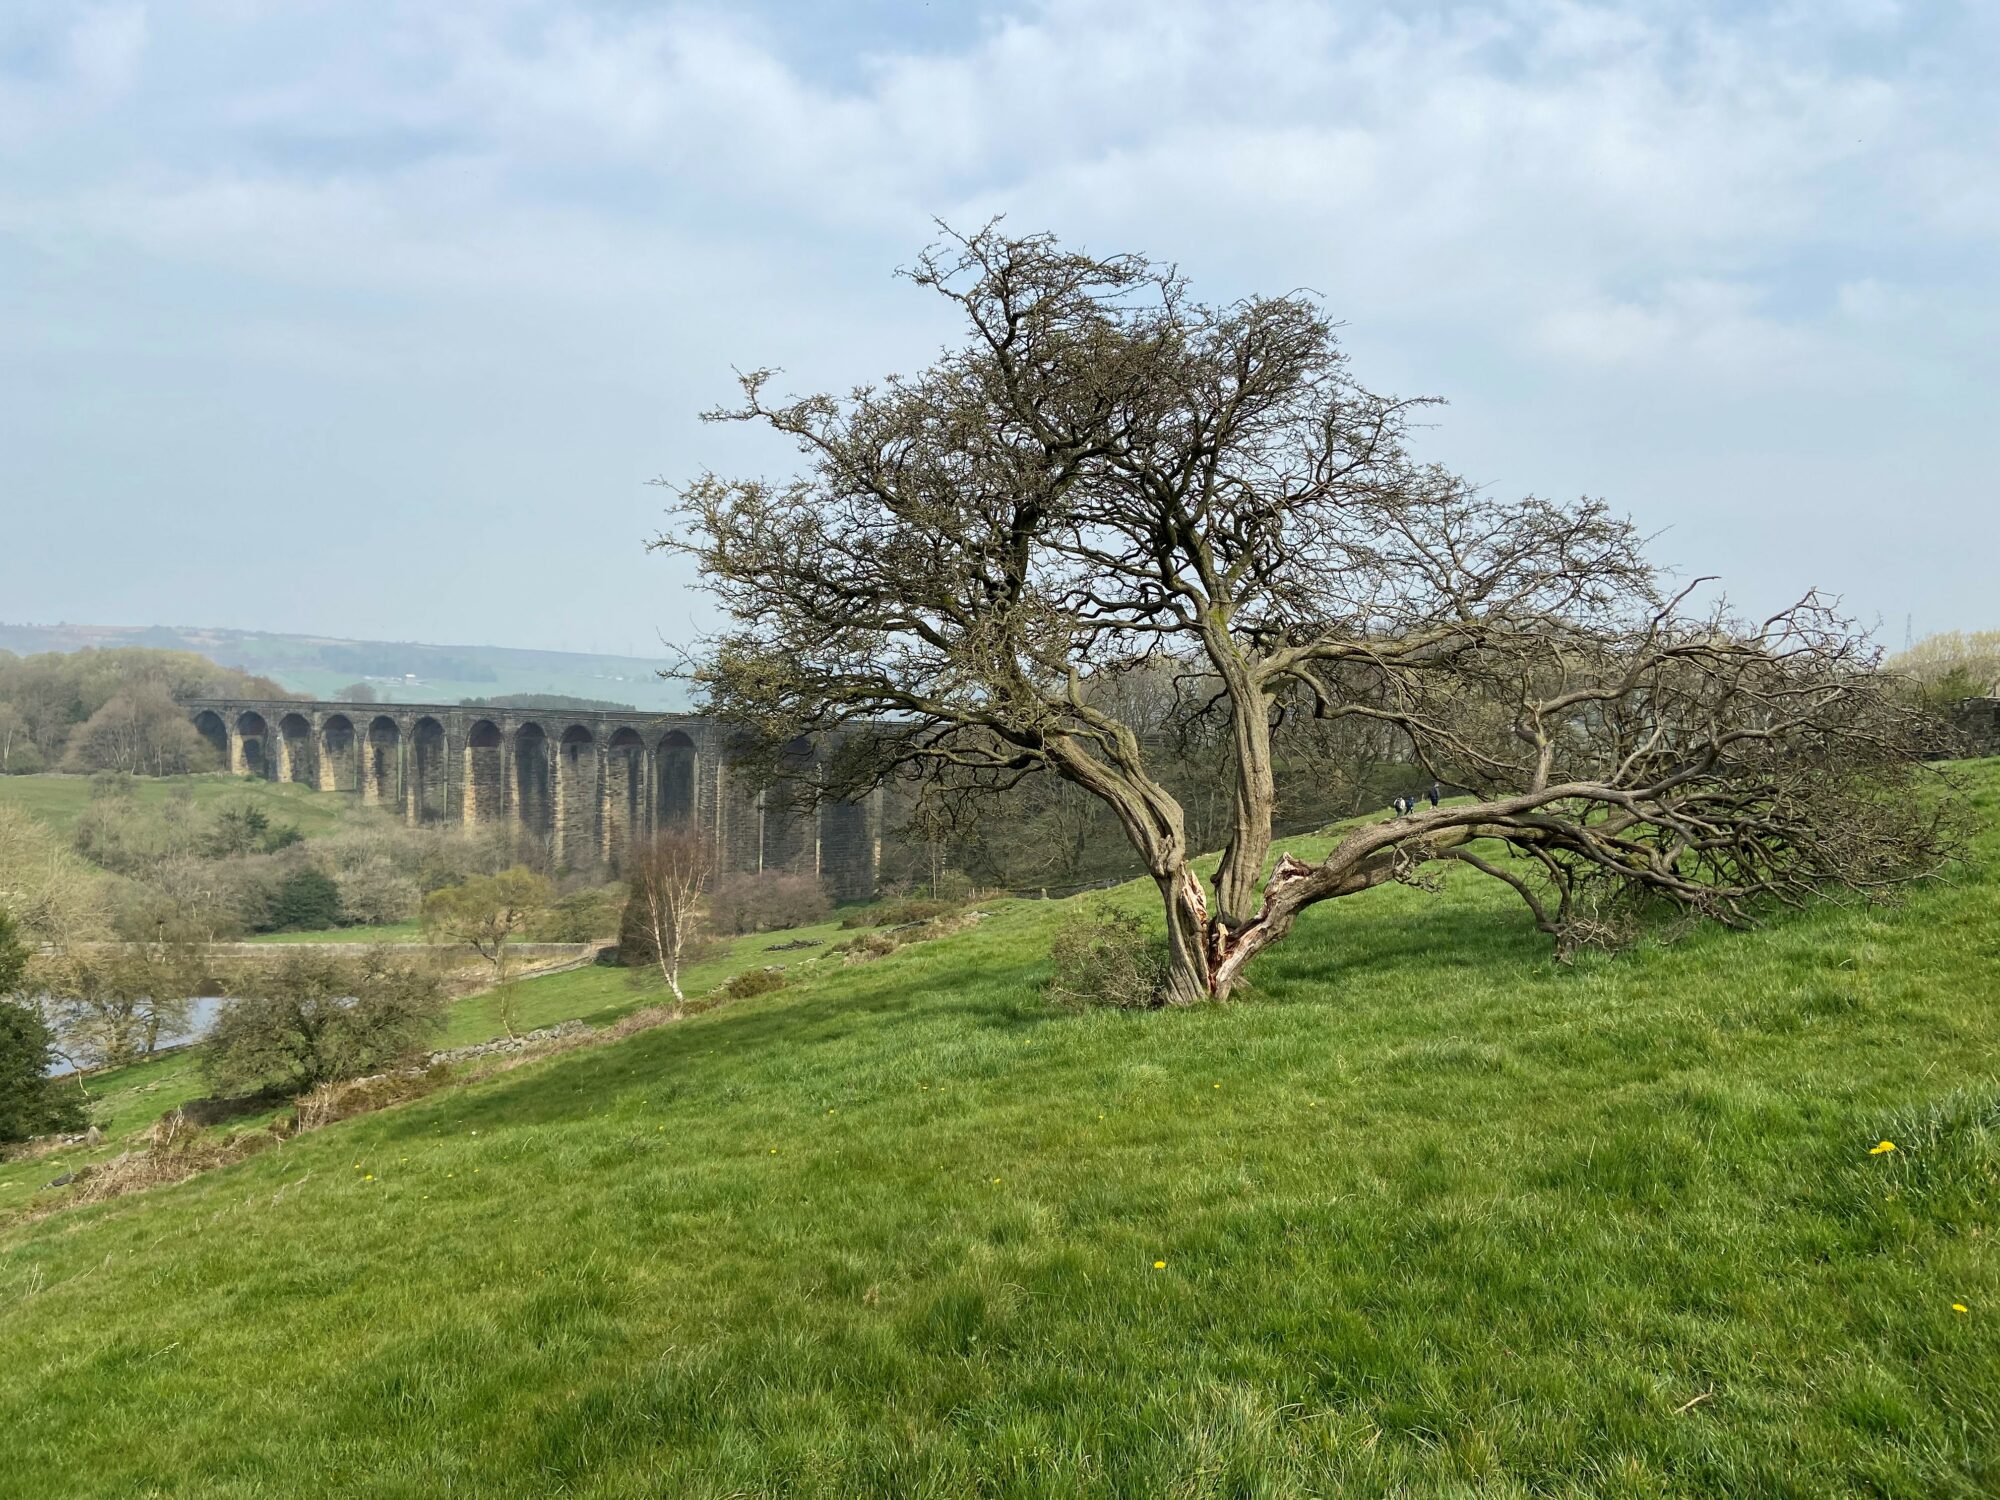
[243,920,426,944]
[1,765,1995,1496]
[0,916,863,1217]
[0,771,359,839]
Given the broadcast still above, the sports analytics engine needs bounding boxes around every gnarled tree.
[659,227,1955,1004]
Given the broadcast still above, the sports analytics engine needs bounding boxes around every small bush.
[0,1002,90,1144]
[270,867,343,932]
[202,948,449,1096]
[1043,903,1168,1011]
[835,928,905,960]
[89,771,137,802]
[332,858,420,927]
[716,967,787,1000]
[618,892,726,971]
[929,869,977,903]
[529,884,625,942]
[839,897,961,930]
[830,910,983,964]
[708,872,831,935]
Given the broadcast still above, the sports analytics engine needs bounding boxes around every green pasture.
[1,764,1996,1496]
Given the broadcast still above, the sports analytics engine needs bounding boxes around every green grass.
[0,771,358,838]
[447,917,856,1045]
[2,767,1997,1496]
[0,918,855,1214]
[243,920,426,945]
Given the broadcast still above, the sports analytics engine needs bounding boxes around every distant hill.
[0,623,687,709]
[457,693,639,713]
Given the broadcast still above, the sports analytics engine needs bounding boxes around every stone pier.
[185,700,881,899]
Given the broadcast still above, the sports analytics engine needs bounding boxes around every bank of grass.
[0,918,857,1214]
[2,764,1996,1496]
[0,770,356,838]
[443,915,858,1045]
[244,919,425,944]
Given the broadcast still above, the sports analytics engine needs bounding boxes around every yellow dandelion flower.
[1870,1140,1897,1155]
[363,1174,374,1182]
[1153,1260,1166,1269]
[1953,1303,1969,1314]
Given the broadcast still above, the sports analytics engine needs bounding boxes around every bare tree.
[0,703,27,774]
[421,867,550,1035]
[36,944,201,1072]
[63,684,207,776]
[659,226,1956,1004]
[624,829,713,1010]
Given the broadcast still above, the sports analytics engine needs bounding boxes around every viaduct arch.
[184,699,881,900]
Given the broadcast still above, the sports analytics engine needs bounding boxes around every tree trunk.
[1207,647,1276,926]
[1155,866,1214,1005]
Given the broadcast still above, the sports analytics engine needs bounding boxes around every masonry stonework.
[185,699,882,900]
[1951,697,2000,758]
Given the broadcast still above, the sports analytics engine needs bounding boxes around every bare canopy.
[659,226,1954,1004]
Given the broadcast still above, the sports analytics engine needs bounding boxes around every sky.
[2,0,1995,658]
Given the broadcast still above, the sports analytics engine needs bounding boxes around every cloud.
[67,3,148,98]
[0,2,148,139]
[0,0,1995,646]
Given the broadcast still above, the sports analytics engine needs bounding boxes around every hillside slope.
[3,766,1997,1497]
[0,771,361,839]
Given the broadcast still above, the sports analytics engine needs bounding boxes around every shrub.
[839,897,961,929]
[831,910,981,963]
[708,872,831,935]
[1043,903,1169,1011]
[1,1002,92,1143]
[617,892,724,971]
[528,884,625,942]
[35,943,200,1069]
[929,869,977,903]
[216,857,285,936]
[332,858,420,927]
[270,867,343,932]
[0,906,91,1143]
[716,966,787,1000]
[1,908,92,1143]
[202,948,448,1096]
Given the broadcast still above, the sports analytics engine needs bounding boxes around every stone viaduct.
[1951,697,2000,758]
[185,700,880,901]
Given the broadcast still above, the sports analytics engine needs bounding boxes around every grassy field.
[1,766,1996,1496]
[243,920,426,944]
[0,771,359,838]
[0,917,862,1215]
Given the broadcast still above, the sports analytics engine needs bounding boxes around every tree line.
[0,648,293,776]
